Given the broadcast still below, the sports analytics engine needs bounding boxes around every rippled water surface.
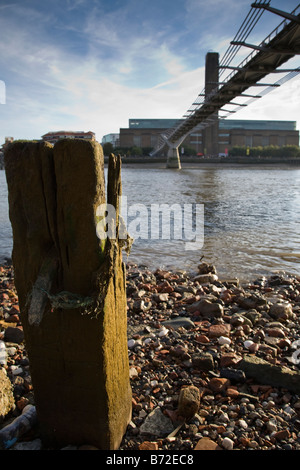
[0,165,299,280]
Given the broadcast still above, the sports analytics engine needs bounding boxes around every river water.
[0,165,299,281]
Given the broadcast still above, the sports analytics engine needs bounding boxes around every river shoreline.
[104,156,300,169]
[1,260,300,451]
[1,167,299,280]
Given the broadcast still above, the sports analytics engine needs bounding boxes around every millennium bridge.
[151,1,300,168]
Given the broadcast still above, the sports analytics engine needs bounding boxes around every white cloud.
[0,0,299,145]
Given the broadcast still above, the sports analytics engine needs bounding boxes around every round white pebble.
[218,336,231,345]
[266,419,277,433]
[127,339,135,348]
[244,340,254,349]
[238,419,248,429]
[222,437,234,450]
[10,365,23,375]
[158,327,168,337]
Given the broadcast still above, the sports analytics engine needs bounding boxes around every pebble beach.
[1,260,300,451]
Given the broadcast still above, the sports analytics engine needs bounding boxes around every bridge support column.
[166,145,181,169]
[162,135,185,169]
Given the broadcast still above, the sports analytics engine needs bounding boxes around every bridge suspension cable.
[219,0,270,77]
[182,0,270,116]
[152,1,300,158]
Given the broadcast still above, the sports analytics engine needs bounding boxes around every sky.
[0,0,299,144]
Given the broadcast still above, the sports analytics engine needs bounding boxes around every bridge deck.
[161,10,300,150]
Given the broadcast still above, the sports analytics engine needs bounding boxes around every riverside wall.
[104,155,300,166]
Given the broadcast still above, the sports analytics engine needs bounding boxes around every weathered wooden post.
[4,140,132,449]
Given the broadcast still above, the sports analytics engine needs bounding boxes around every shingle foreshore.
[1,260,300,451]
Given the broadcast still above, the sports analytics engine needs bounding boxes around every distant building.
[102,133,120,148]
[118,54,299,156]
[42,130,96,145]
[218,119,299,155]
[119,118,299,156]
[119,119,181,151]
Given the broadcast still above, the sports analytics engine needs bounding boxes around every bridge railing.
[223,4,300,87]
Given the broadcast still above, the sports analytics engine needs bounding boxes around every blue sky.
[0,0,299,144]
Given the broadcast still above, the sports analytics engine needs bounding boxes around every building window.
[133,135,141,147]
[150,135,158,147]
[245,135,253,147]
[278,136,286,146]
[262,136,269,146]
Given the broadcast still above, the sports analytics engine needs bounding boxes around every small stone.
[140,407,174,437]
[218,336,231,345]
[266,419,277,433]
[277,338,291,349]
[6,314,19,323]
[177,385,201,419]
[197,262,217,275]
[193,273,218,284]
[238,419,248,429]
[195,334,210,343]
[188,299,223,318]
[192,353,214,371]
[265,327,285,338]
[220,368,246,383]
[139,409,147,419]
[269,302,293,320]
[194,437,221,450]
[153,293,169,303]
[10,365,23,375]
[162,317,195,330]
[220,290,232,304]
[248,342,260,353]
[244,309,261,325]
[230,314,244,327]
[220,353,242,368]
[222,437,234,450]
[6,346,17,356]
[139,441,159,450]
[240,355,300,393]
[170,344,188,357]
[4,326,24,344]
[158,327,169,337]
[248,440,259,448]
[226,387,239,398]
[128,339,135,349]
[208,324,231,338]
[237,294,267,310]
[129,367,139,379]
[273,429,290,441]
[208,377,230,393]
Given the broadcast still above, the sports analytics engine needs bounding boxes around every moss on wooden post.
[4,140,132,449]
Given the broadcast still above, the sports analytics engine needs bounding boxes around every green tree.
[130,146,143,156]
[102,142,114,156]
